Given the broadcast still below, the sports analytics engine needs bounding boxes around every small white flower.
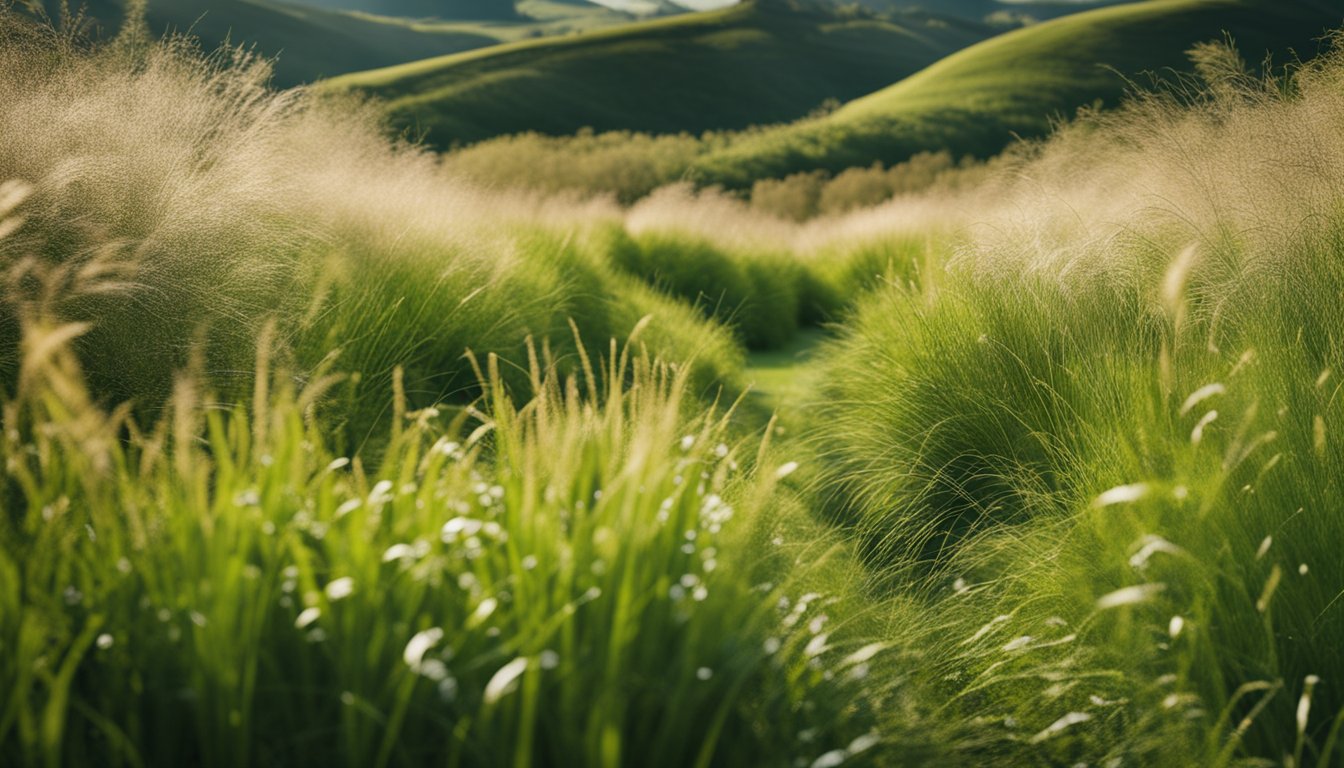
[1092,483,1150,508]
[404,628,444,669]
[1256,535,1273,559]
[442,517,483,541]
[841,643,885,667]
[483,657,529,705]
[847,733,880,755]
[368,480,394,505]
[1096,583,1164,610]
[804,633,829,658]
[418,659,448,681]
[382,543,416,562]
[1029,712,1092,744]
[325,577,354,601]
[1169,615,1185,638]
[295,607,321,629]
[468,597,498,627]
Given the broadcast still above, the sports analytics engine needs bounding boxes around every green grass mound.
[696,0,1340,186]
[0,18,742,449]
[808,40,1344,761]
[0,320,890,765]
[321,0,987,146]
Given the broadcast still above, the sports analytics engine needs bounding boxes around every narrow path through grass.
[741,328,826,422]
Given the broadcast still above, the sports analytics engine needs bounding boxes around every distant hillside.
[296,0,519,20]
[32,0,639,86]
[694,0,1341,186]
[320,0,990,146]
[862,0,1124,26]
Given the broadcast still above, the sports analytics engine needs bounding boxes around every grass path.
[740,328,826,422]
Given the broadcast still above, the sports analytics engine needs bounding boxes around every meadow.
[336,0,1338,200]
[319,0,985,147]
[3,5,1344,767]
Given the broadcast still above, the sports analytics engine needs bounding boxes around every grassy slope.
[695,0,1341,185]
[45,0,638,86]
[862,0,1124,22]
[321,0,989,146]
[294,0,520,20]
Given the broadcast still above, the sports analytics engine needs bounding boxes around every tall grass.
[810,38,1344,763]
[0,12,936,441]
[8,8,1344,765]
[0,17,745,445]
[0,20,933,766]
[0,243,894,766]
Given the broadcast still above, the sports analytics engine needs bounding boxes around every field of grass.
[6,5,1344,767]
[855,0,1124,24]
[320,0,988,146]
[807,39,1344,760]
[406,0,1338,203]
[296,0,520,20]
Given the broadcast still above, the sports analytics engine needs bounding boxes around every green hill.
[35,0,640,86]
[320,0,990,145]
[694,0,1342,186]
[296,0,520,20]
[861,0,1124,25]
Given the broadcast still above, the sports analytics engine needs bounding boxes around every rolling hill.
[33,0,642,86]
[860,0,1125,25]
[296,0,521,19]
[693,0,1343,186]
[320,0,991,145]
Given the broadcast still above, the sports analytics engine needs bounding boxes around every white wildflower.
[483,657,529,705]
[325,577,354,601]
[403,628,444,669]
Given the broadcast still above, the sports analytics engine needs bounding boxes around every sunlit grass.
[0,279,886,766]
[808,39,1344,763]
[4,8,1344,767]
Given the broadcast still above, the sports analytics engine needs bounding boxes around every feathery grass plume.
[0,9,746,443]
